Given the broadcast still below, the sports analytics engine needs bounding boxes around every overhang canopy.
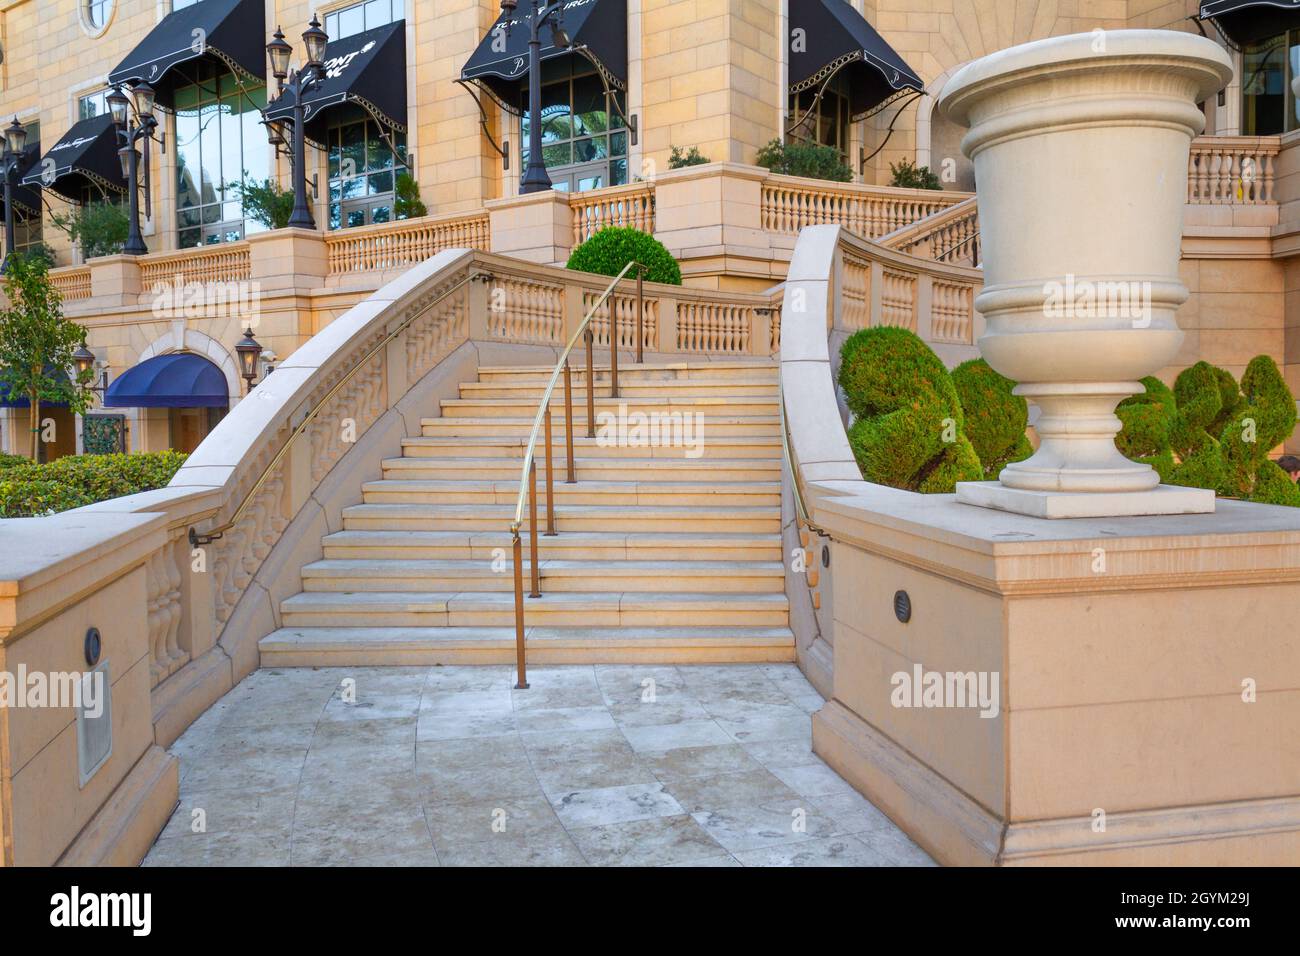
[789,0,924,118]
[1201,0,1300,45]
[460,0,627,113]
[2,143,44,218]
[0,367,71,408]
[104,353,229,409]
[19,115,127,202]
[263,20,407,148]
[108,0,266,109]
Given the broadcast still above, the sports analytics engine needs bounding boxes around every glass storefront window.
[173,63,268,248]
[788,73,853,164]
[325,0,404,41]
[1242,34,1288,135]
[327,119,408,230]
[519,60,628,192]
[79,89,111,121]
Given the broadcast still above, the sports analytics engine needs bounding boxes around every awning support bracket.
[456,79,509,168]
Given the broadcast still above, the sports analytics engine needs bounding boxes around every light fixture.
[73,341,96,379]
[499,0,517,13]
[107,87,130,127]
[131,82,156,121]
[302,14,329,71]
[4,117,26,156]
[265,119,285,147]
[117,144,138,179]
[235,328,263,390]
[266,25,292,81]
[552,24,571,48]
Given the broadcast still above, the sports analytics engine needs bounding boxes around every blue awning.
[0,367,71,408]
[104,353,228,408]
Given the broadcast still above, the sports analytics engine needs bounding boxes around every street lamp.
[72,340,110,394]
[1,117,29,273]
[235,328,263,391]
[266,18,329,230]
[500,0,573,194]
[107,82,158,256]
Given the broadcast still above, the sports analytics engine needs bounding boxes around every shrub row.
[0,450,187,517]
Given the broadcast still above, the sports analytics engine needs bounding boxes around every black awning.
[108,0,266,109]
[1202,0,1300,44]
[20,114,127,202]
[461,0,627,113]
[3,143,44,217]
[789,0,923,118]
[263,20,407,148]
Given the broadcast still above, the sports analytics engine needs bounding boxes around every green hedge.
[566,227,682,286]
[950,359,1032,479]
[0,451,187,517]
[838,327,982,493]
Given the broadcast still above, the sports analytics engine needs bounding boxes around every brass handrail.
[777,372,826,538]
[508,259,645,689]
[189,268,488,548]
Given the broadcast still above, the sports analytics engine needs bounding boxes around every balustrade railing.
[326,211,490,275]
[570,183,655,245]
[1188,135,1280,205]
[49,265,92,301]
[140,241,251,288]
[761,175,969,239]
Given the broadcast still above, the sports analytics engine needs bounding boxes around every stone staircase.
[259,360,795,666]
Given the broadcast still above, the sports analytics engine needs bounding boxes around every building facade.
[0,0,1296,459]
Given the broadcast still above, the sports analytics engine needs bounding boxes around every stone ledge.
[55,745,178,867]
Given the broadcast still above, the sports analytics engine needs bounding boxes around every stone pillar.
[246,228,328,295]
[485,191,574,265]
[939,31,1232,518]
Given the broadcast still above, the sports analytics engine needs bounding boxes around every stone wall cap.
[940,29,1234,125]
[0,511,165,599]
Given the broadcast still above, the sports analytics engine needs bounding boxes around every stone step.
[279,590,791,628]
[398,435,781,460]
[300,558,785,593]
[417,416,780,438]
[437,396,779,419]
[320,529,784,562]
[358,479,781,507]
[474,362,777,384]
[380,456,781,482]
[339,502,781,533]
[258,625,796,666]
[458,379,779,399]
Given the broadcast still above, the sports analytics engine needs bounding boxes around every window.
[1242,34,1288,135]
[788,73,853,164]
[328,118,407,229]
[85,1,114,30]
[518,59,628,193]
[78,89,111,121]
[325,0,404,41]
[173,0,201,9]
[14,121,43,259]
[173,63,269,247]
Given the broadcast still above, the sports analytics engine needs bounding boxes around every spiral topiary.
[1166,361,1229,491]
[566,227,682,285]
[1115,376,1177,483]
[950,358,1033,479]
[1219,355,1300,505]
[838,327,982,493]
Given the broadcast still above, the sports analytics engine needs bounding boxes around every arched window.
[84,1,114,31]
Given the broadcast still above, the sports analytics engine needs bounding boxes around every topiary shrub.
[838,327,982,493]
[950,359,1033,479]
[0,450,187,517]
[1166,361,1230,491]
[566,227,682,286]
[1219,355,1299,504]
[1116,376,1177,483]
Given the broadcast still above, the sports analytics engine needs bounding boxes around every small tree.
[889,159,943,190]
[228,176,296,230]
[394,172,427,219]
[0,253,93,459]
[49,200,129,259]
[668,146,710,169]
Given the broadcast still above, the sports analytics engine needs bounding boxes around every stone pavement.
[143,663,934,867]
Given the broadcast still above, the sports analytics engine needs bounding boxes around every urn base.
[955,481,1216,519]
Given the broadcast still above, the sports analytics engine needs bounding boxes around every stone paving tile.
[568,814,727,866]
[145,664,933,867]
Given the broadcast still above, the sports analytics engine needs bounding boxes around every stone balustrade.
[1188,135,1280,204]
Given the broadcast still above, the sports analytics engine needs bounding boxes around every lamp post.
[266,17,329,230]
[499,0,571,194]
[72,340,110,396]
[1,117,29,273]
[106,83,157,256]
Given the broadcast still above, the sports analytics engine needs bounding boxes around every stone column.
[939,31,1232,518]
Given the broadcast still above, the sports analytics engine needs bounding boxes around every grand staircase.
[259,360,795,666]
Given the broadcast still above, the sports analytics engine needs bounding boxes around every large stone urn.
[939,31,1233,518]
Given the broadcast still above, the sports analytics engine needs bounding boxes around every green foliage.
[838,327,982,493]
[1167,362,1229,491]
[0,253,94,458]
[754,139,852,183]
[0,450,187,517]
[668,146,710,169]
[950,359,1032,479]
[888,159,943,190]
[394,172,427,219]
[566,227,682,286]
[1221,355,1298,503]
[49,200,129,259]
[1116,376,1177,482]
[229,175,296,230]
[0,453,28,469]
